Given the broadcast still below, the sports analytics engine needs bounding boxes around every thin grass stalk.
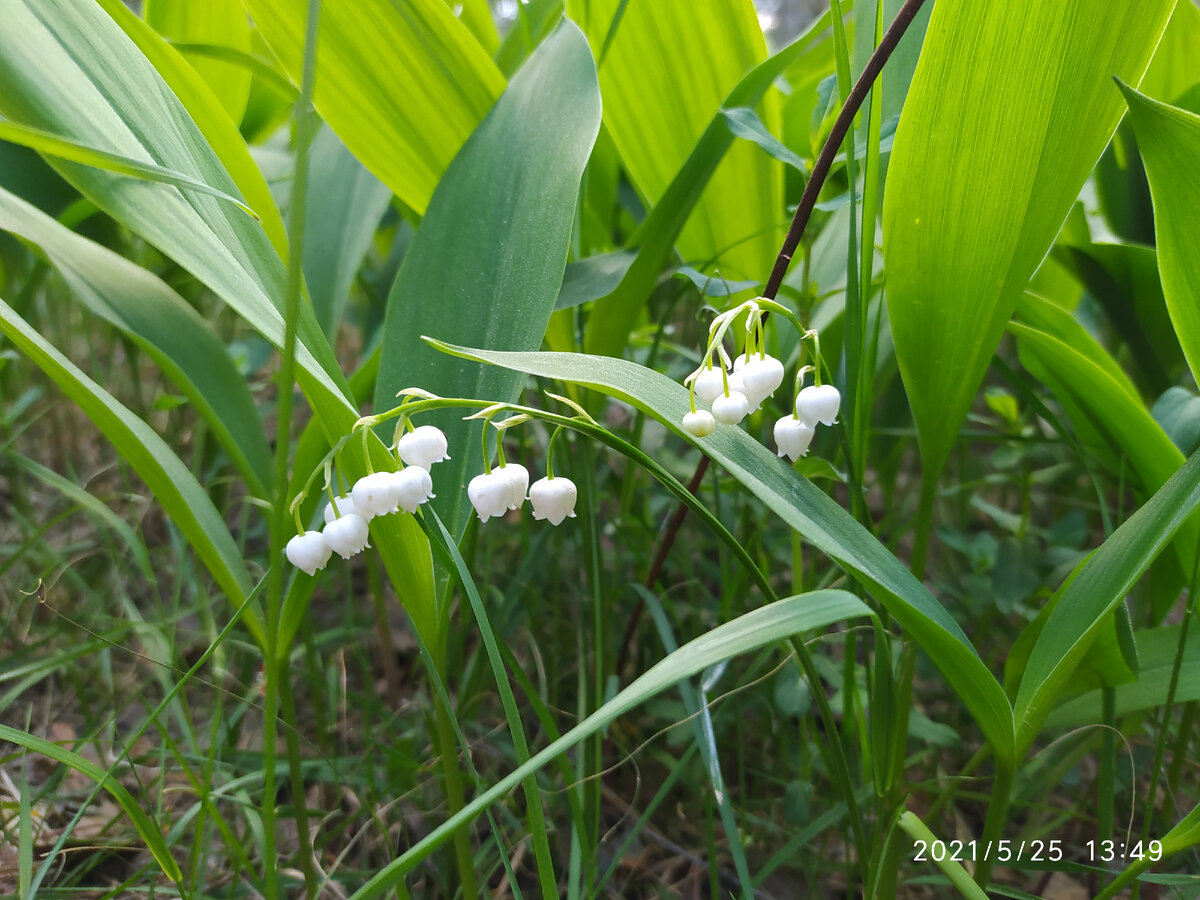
[853,0,886,525]
[582,438,605,892]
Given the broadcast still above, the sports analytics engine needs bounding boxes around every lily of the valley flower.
[691,366,726,405]
[323,493,358,524]
[397,425,451,470]
[468,470,511,522]
[529,475,577,525]
[352,471,398,520]
[712,389,750,425]
[737,354,785,408]
[795,384,841,426]
[774,415,815,461]
[498,462,529,510]
[323,512,371,558]
[390,466,435,513]
[286,530,332,575]
[682,409,715,437]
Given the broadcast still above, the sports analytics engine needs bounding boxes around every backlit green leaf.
[144,0,252,124]
[883,0,1174,483]
[568,0,781,283]
[244,0,504,215]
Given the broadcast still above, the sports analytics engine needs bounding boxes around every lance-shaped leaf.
[882,0,1174,483]
[567,0,781,284]
[427,341,1017,764]
[374,23,602,539]
[244,0,504,215]
[144,0,252,125]
[1120,84,1200,390]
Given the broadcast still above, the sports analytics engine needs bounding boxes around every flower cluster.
[286,407,579,577]
[681,297,840,462]
[286,424,450,576]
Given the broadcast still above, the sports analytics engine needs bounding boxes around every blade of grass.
[0,723,183,884]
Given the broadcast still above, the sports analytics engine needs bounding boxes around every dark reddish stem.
[616,0,930,675]
[763,0,929,300]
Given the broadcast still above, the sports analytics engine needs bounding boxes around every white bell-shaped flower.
[740,355,785,407]
[391,466,435,513]
[712,390,750,425]
[351,471,398,520]
[682,409,715,437]
[691,366,727,406]
[774,415,815,461]
[795,384,841,426]
[323,512,370,559]
[529,476,577,525]
[468,470,510,522]
[286,530,332,576]
[322,494,358,525]
[497,462,529,510]
[725,370,761,413]
[396,425,451,470]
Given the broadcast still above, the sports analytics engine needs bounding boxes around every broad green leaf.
[374,23,601,540]
[443,0,499,53]
[95,0,288,257]
[1154,386,1200,456]
[556,250,636,311]
[1004,560,1138,697]
[1014,447,1200,754]
[144,0,252,124]
[568,0,781,282]
[882,0,1174,483]
[1120,84,1200,390]
[0,186,272,498]
[1046,624,1200,727]
[1142,0,1200,105]
[0,296,259,644]
[583,10,835,356]
[350,589,872,899]
[0,724,182,884]
[244,0,504,215]
[429,343,1017,763]
[302,126,392,340]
